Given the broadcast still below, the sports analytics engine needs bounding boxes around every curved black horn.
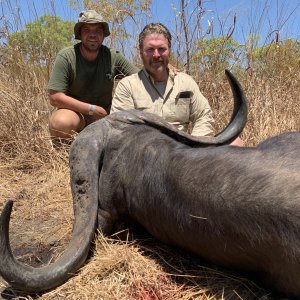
[0,128,105,292]
[120,69,248,147]
[213,69,248,144]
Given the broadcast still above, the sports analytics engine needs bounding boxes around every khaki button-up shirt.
[111,69,214,136]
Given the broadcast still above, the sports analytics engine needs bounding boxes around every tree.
[8,16,75,69]
[250,38,300,77]
[193,36,242,75]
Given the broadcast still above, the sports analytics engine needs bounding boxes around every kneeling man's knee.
[49,109,84,138]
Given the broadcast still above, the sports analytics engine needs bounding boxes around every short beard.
[146,63,168,81]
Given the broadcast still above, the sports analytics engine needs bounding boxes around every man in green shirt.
[48,10,138,141]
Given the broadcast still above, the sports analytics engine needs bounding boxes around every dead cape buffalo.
[0,70,300,298]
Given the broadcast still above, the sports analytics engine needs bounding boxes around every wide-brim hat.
[74,10,110,40]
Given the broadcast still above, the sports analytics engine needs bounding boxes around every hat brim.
[74,21,110,40]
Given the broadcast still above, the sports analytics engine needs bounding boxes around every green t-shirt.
[48,43,138,112]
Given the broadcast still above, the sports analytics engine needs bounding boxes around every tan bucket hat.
[74,10,110,40]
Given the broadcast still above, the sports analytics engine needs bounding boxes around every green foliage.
[81,0,151,19]
[250,39,300,77]
[8,16,75,67]
[193,37,242,75]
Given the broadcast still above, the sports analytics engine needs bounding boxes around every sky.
[151,0,300,44]
[1,0,300,46]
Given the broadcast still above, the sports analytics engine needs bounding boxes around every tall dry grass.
[0,17,299,300]
[200,68,300,146]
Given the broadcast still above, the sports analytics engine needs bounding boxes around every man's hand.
[93,105,108,119]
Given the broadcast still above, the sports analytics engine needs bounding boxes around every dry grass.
[197,67,300,146]
[38,233,268,300]
[0,38,299,300]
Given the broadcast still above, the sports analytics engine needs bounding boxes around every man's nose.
[152,49,160,57]
[89,30,97,36]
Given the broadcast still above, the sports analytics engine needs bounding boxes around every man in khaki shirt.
[111,23,214,137]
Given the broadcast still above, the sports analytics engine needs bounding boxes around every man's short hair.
[139,23,172,49]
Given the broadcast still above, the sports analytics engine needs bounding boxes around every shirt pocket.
[174,91,193,122]
[134,98,153,110]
